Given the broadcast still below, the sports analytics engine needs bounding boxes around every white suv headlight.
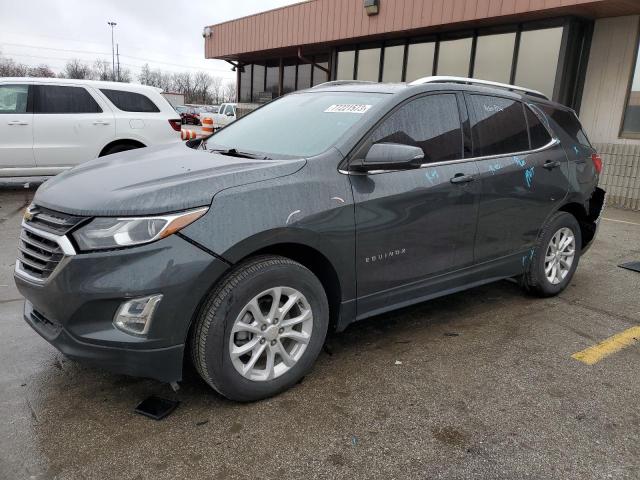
[72,207,208,251]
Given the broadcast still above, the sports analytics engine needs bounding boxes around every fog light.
[114,294,163,335]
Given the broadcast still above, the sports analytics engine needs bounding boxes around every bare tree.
[172,71,194,102]
[61,59,92,79]
[223,81,237,103]
[27,65,56,77]
[118,67,132,83]
[0,55,28,77]
[210,76,223,104]
[138,63,153,85]
[93,59,111,81]
[193,71,213,104]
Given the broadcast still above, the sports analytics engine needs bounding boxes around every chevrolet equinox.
[15,77,606,401]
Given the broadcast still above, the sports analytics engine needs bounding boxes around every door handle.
[93,120,111,125]
[7,120,29,126]
[450,173,475,184]
[543,160,561,170]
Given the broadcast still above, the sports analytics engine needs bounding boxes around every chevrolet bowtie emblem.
[23,206,34,222]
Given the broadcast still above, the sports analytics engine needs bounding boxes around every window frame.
[619,20,640,140]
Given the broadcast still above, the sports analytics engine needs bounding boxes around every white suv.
[0,78,182,179]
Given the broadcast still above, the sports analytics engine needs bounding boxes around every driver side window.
[363,93,463,163]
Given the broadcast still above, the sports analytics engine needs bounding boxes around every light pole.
[107,21,117,81]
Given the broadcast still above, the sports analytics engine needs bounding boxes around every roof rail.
[408,76,549,100]
[312,80,377,88]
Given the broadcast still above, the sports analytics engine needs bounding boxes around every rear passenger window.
[35,85,101,114]
[469,95,529,157]
[366,94,462,163]
[100,89,160,112]
[525,106,552,149]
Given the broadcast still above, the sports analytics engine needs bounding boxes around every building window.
[514,27,564,99]
[356,47,381,81]
[297,63,312,90]
[239,64,252,102]
[265,62,279,98]
[313,55,330,86]
[252,64,265,102]
[405,42,435,82]
[382,44,404,83]
[336,50,356,80]
[282,60,296,94]
[621,38,640,137]
[437,37,472,77]
[473,32,516,84]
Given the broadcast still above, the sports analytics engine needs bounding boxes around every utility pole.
[107,21,117,81]
[116,44,120,82]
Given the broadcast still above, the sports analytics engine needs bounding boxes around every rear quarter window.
[539,105,592,148]
[525,106,553,149]
[100,89,160,113]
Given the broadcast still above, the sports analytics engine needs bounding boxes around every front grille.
[18,229,64,280]
[16,205,85,282]
[25,205,85,235]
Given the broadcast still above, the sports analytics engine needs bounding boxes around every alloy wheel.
[544,227,576,285]
[229,287,313,381]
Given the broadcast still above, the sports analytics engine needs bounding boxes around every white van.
[0,78,182,179]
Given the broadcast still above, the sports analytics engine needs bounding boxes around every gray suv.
[14,77,605,401]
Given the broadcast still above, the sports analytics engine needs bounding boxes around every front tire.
[523,211,582,297]
[190,255,329,401]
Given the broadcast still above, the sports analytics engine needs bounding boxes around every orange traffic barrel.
[181,129,197,141]
[202,117,214,134]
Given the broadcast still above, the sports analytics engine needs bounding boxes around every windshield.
[209,92,386,157]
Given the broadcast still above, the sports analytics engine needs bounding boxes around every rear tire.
[523,211,582,297]
[190,255,329,402]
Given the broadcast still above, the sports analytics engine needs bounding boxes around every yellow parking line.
[572,326,640,365]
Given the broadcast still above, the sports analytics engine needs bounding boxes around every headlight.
[72,207,208,251]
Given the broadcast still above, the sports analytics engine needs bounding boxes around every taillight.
[591,153,603,174]
[168,119,181,132]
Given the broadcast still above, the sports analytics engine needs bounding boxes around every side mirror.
[351,143,425,172]
[226,111,234,116]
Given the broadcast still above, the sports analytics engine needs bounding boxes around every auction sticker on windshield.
[324,104,372,114]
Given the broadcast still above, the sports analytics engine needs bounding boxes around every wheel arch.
[557,201,593,248]
[245,243,343,332]
[98,138,146,157]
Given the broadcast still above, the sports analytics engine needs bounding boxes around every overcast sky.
[0,0,303,82]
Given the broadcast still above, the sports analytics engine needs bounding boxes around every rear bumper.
[582,187,606,255]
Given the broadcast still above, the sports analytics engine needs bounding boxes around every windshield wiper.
[210,148,271,160]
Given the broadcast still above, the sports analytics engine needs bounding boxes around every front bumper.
[23,300,185,382]
[15,234,229,383]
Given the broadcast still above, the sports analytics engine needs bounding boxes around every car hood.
[33,143,306,216]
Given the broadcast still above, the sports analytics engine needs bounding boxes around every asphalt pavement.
[1,188,639,479]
